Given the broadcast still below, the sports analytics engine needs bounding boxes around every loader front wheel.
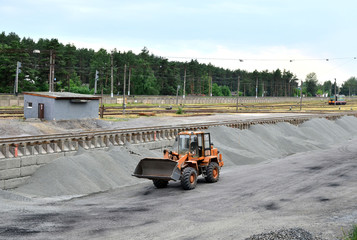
[153,179,169,188]
[205,162,220,183]
[181,167,197,190]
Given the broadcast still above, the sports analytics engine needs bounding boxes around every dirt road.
[1,138,356,240]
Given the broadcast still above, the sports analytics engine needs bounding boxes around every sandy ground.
[0,114,356,239]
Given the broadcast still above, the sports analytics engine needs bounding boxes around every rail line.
[1,112,356,159]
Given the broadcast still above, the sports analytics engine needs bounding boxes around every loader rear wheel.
[205,162,220,183]
[153,179,169,188]
[181,167,197,190]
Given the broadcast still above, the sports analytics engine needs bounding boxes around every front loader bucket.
[132,158,181,181]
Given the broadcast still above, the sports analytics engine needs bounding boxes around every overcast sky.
[1,0,356,84]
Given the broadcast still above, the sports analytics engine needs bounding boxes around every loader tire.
[181,167,197,190]
[153,179,169,188]
[205,162,220,183]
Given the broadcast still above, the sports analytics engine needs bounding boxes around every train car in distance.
[328,95,347,105]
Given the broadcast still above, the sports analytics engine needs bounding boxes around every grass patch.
[0,106,22,109]
[102,115,139,121]
[342,225,357,240]
[176,107,184,114]
[103,102,173,107]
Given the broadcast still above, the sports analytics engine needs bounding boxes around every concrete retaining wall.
[0,130,178,190]
[114,96,327,105]
[0,139,175,190]
[0,153,75,190]
[0,95,24,107]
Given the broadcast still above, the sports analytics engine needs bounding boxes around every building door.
[38,103,44,119]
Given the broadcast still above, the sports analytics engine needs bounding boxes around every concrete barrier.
[0,95,24,107]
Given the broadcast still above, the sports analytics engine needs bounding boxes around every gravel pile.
[13,144,163,197]
[245,228,325,240]
[208,116,357,166]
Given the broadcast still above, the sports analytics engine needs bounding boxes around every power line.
[165,56,357,62]
[2,48,356,62]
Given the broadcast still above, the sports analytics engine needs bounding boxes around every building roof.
[23,92,101,100]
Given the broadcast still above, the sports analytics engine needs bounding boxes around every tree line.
[0,32,355,97]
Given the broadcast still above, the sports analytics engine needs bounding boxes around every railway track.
[0,108,23,118]
[1,112,357,159]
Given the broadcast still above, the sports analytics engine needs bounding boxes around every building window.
[27,102,32,108]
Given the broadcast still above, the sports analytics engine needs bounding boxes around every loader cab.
[176,132,211,158]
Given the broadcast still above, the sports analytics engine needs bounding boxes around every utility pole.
[14,61,21,96]
[49,50,55,92]
[100,88,104,118]
[262,81,264,97]
[236,76,240,112]
[49,50,52,92]
[210,76,213,97]
[334,78,337,106]
[110,52,114,98]
[183,67,186,99]
[52,52,55,92]
[208,74,211,97]
[128,67,131,96]
[176,85,180,105]
[94,70,98,94]
[255,77,258,98]
[123,64,127,114]
[300,80,303,111]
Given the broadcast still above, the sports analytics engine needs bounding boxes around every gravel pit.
[0,115,356,239]
[9,115,357,198]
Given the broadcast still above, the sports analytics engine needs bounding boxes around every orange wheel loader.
[133,131,223,190]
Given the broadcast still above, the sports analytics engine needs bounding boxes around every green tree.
[60,43,78,91]
[305,72,318,96]
[220,85,231,96]
[271,69,282,96]
[90,48,110,93]
[212,83,223,96]
[1,31,327,97]
[282,70,297,96]
[131,57,160,95]
[323,80,332,96]
[340,77,357,96]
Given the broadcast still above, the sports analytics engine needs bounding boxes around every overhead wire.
[164,56,356,62]
[1,49,356,85]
